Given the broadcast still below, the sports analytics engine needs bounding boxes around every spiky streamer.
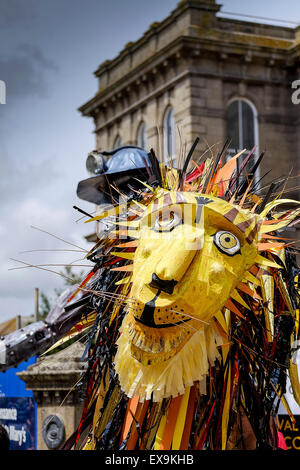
[57,141,300,450]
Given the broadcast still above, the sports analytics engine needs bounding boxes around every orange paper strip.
[114,240,139,248]
[159,395,183,450]
[179,386,196,450]
[237,282,261,300]
[110,264,134,272]
[258,242,285,251]
[126,400,149,450]
[120,395,139,443]
[261,234,293,240]
[225,299,246,320]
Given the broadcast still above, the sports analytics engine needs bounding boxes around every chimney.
[34,288,39,322]
[177,0,221,28]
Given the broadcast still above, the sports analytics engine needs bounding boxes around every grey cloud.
[0,0,36,27]
[0,44,58,101]
[17,44,59,72]
[0,194,90,320]
[0,155,59,210]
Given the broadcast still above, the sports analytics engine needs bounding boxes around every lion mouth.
[132,291,192,329]
[134,315,191,329]
[123,305,196,365]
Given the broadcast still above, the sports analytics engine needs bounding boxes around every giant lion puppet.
[2,140,300,450]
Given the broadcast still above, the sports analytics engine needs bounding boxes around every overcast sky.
[0,0,299,323]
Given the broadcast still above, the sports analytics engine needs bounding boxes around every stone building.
[79,0,299,196]
[18,342,86,450]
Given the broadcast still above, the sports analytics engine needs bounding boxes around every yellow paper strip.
[115,276,132,286]
[255,255,282,270]
[172,387,191,450]
[153,413,168,450]
[85,203,127,223]
[243,271,260,286]
[110,252,135,260]
[230,289,250,310]
[221,363,231,450]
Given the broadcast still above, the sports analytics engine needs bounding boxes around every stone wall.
[79,0,300,241]
[80,1,299,183]
[18,341,87,450]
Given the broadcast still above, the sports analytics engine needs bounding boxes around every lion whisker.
[169,309,210,326]
[81,286,137,305]
[30,225,89,252]
[19,249,86,254]
[174,319,199,333]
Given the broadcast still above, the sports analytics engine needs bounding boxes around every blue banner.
[0,397,35,450]
[0,357,36,398]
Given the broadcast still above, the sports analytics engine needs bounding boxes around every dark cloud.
[0,0,35,27]
[0,44,58,101]
[17,44,58,72]
[0,155,59,211]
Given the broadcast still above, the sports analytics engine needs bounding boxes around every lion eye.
[154,210,180,232]
[213,231,240,256]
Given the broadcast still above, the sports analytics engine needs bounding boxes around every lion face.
[86,152,300,405]
[122,191,259,366]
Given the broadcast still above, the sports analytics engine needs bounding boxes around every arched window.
[226,98,259,181]
[113,135,122,150]
[163,107,176,163]
[137,122,147,149]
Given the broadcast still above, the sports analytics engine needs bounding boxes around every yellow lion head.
[129,191,258,344]
[87,152,300,404]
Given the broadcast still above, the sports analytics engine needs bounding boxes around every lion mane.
[66,144,300,450]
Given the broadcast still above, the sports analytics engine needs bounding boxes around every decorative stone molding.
[17,341,87,450]
[78,0,300,238]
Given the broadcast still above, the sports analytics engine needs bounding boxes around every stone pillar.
[17,341,87,450]
[295,25,300,45]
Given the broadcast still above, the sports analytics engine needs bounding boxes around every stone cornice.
[93,69,190,132]
[91,67,295,133]
[217,16,295,38]
[17,371,83,391]
[184,33,294,58]
[290,42,300,61]
[92,3,296,81]
[80,2,299,119]
[79,37,185,116]
[17,342,87,392]
[80,35,295,119]
[94,0,221,77]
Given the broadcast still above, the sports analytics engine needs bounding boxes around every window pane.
[137,123,147,149]
[242,101,254,149]
[226,101,239,151]
[226,99,259,184]
[167,109,173,156]
[164,108,175,161]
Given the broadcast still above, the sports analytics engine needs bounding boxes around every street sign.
[0,397,35,450]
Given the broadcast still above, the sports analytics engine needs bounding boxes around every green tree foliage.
[39,266,85,318]
[39,291,52,320]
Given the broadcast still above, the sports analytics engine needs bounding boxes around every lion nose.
[149,273,178,294]
[153,238,198,285]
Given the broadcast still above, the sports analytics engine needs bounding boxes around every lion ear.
[259,198,300,218]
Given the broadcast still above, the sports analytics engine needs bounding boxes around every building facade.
[79,0,300,197]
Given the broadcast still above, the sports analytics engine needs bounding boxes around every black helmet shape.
[77,146,149,205]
